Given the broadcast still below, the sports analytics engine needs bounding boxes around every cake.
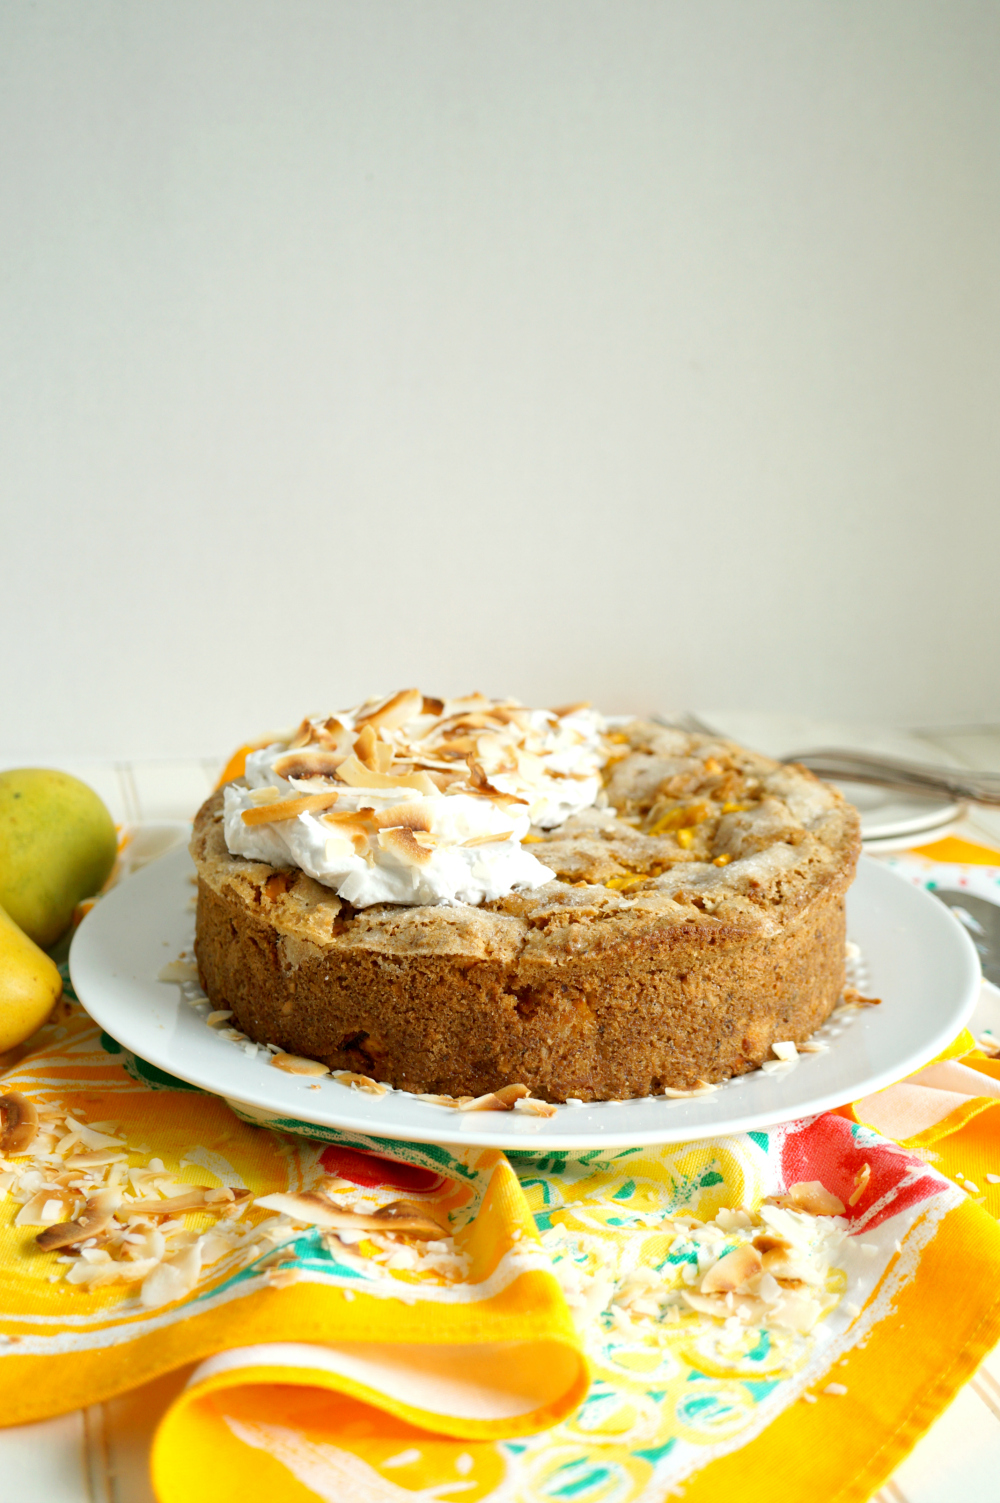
[191,693,861,1102]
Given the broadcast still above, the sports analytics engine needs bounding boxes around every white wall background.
[2,0,999,760]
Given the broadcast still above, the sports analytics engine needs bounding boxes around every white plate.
[690,711,963,842]
[69,846,980,1150]
[834,783,959,844]
[854,824,960,855]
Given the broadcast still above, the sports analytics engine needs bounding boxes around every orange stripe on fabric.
[679,1200,1000,1503]
[908,835,1000,865]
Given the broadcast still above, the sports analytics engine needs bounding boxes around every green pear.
[0,769,117,948]
[0,901,63,1049]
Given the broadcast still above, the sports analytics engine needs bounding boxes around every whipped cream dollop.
[223,690,607,908]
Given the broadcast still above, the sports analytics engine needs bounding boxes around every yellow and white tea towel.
[1,836,1000,1500]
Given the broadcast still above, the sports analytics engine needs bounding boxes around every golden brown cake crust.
[191,722,861,1101]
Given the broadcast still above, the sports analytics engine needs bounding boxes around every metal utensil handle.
[786,748,1000,807]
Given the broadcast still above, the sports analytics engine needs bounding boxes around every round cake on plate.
[191,692,860,1102]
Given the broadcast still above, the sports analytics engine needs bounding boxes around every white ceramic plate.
[69,846,980,1150]
[831,783,959,844]
[853,824,959,855]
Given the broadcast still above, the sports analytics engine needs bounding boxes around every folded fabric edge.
[150,1337,590,1502]
[841,1030,990,1144]
[151,1333,589,1456]
[0,1264,582,1429]
[854,1090,999,1149]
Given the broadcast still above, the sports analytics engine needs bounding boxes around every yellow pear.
[0,769,117,948]
[0,903,63,1050]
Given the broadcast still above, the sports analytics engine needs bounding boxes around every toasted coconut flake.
[36,1188,123,1251]
[848,1163,871,1207]
[352,724,379,770]
[0,1093,38,1156]
[265,1266,301,1289]
[324,831,357,861]
[354,688,423,732]
[287,717,317,750]
[377,827,434,867]
[551,701,590,718]
[771,1041,798,1062]
[457,1092,508,1112]
[752,1233,792,1255]
[287,715,353,757]
[65,1150,128,1169]
[796,1041,828,1053]
[273,750,348,783]
[157,959,201,984]
[316,718,353,753]
[513,1097,558,1118]
[247,786,282,807]
[466,760,529,808]
[16,1189,75,1227]
[242,792,340,826]
[321,809,375,852]
[493,1083,530,1107]
[336,756,438,796]
[206,1010,234,1027]
[701,1242,763,1294]
[64,1117,126,1150]
[368,801,434,833]
[760,1249,801,1278]
[124,1187,251,1218]
[373,1199,451,1235]
[271,1053,330,1077]
[128,1163,186,1196]
[842,986,881,1006]
[253,1191,447,1240]
[333,1072,387,1096]
[317,1175,355,1195]
[66,1255,159,1289]
[441,694,493,718]
[140,1243,202,1309]
[784,1181,846,1216]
